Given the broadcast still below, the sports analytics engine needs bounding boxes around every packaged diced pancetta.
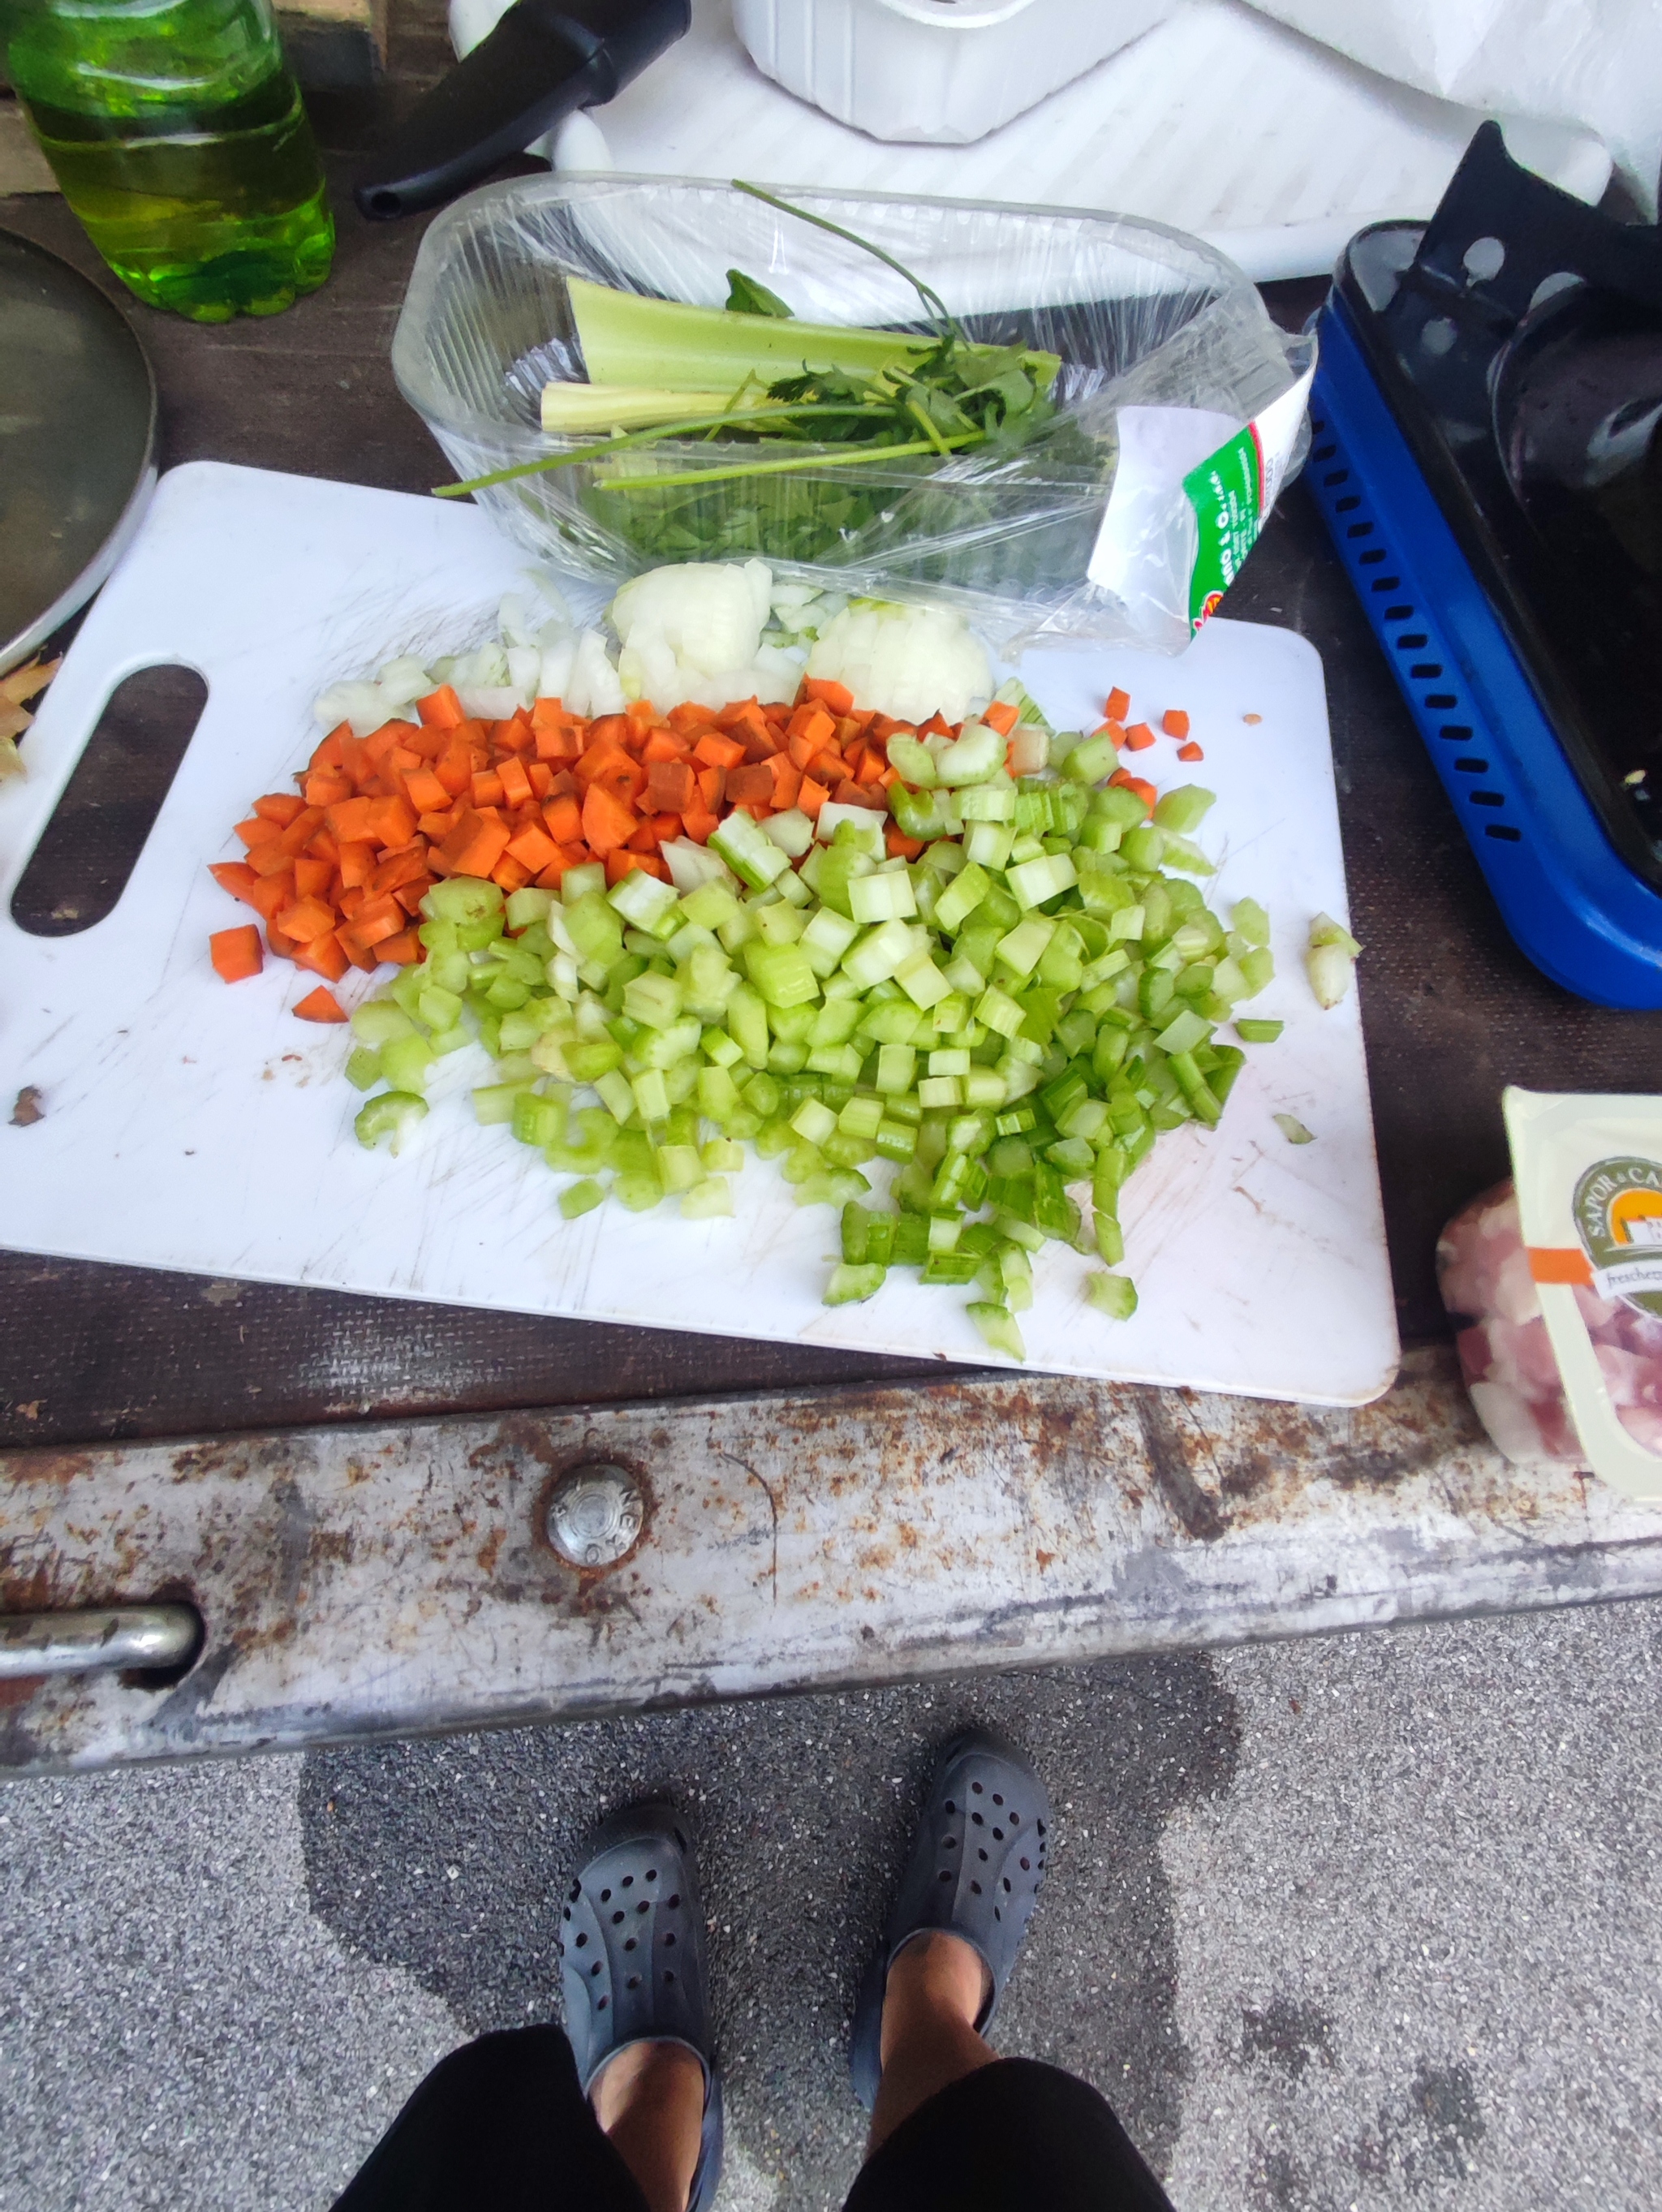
[1439,1091,1662,1501]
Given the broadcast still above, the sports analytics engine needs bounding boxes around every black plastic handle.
[355,0,691,221]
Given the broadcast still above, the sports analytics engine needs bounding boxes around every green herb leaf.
[725,268,794,318]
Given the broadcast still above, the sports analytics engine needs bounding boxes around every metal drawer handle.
[0,1604,200,1681]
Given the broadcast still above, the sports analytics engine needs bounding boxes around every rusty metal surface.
[3,1345,1658,1775]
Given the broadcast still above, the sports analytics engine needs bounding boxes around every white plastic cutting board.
[0,463,1397,1403]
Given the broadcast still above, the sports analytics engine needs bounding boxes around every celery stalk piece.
[351,1001,417,1047]
[1085,1271,1139,1320]
[559,1177,606,1219]
[354,1091,428,1154]
[1274,1113,1315,1144]
[1236,1018,1283,1044]
[967,1302,1026,1360]
[896,952,951,1009]
[681,1176,735,1219]
[541,385,762,434]
[933,720,1005,786]
[711,810,792,891]
[1306,942,1354,1009]
[847,871,917,926]
[1152,785,1216,833]
[825,1262,887,1306]
[1309,910,1362,958]
[345,1046,383,1092]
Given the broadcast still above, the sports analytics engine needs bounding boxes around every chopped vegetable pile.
[207,562,1297,1360]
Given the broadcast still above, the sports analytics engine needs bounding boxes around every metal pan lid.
[0,228,157,676]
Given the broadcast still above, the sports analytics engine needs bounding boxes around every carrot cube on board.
[282,896,339,942]
[294,986,347,1022]
[803,676,853,716]
[253,793,306,827]
[293,856,334,902]
[1161,709,1191,738]
[1177,741,1205,761]
[980,700,1018,737]
[1105,686,1131,722]
[210,924,262,983]
[209,861,260,904]
[235,816,282,850]
[1123,723,1156,752]
[376,928,422,965]
[417,683,466,729]
[582,783,638,855]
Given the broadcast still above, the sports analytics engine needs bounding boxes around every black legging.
[333,2025,1177,2212]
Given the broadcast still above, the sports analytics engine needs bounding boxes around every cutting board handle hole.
[11,665,208,938]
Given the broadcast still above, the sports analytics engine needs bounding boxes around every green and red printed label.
[1182,366,1315,633]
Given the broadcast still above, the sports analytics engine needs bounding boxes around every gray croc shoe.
[850,1728,1050,2111]
[559,1801,723,2212]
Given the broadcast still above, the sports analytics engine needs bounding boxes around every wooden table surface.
[4,15,1659,1454]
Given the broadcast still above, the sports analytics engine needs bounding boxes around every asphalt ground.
[3,1597,1660,2211]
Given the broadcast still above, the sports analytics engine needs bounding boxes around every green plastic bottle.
[2,0,334,322]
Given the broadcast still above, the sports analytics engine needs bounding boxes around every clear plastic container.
[390,173,1304,648]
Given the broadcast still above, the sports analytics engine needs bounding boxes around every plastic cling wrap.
[391,174,1310,654]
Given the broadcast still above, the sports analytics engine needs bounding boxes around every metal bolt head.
[546,1463,645,1568]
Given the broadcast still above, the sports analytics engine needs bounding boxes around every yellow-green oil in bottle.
[3,0,334,322]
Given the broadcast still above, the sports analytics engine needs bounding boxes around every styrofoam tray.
[0,463,1397,1403]
[506,0,1609,282]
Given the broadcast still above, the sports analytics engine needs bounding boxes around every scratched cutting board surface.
[0,463,1397,1403]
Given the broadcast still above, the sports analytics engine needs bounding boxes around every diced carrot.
[325,795,377,843]
[235,815,282,850]
[506,820,561,873]
[626,817,663,854]
[273,806,325,859]
[364,721,415,768]
[533,721,579,764]
[209,924,263,983]
[668,702,712,738]
[648,811,681,844]
[305,828,340,867]
[533,849,579,888]
[293,856,334,902]
[403,767,450,814]
[680,807,719,846]
[295,985,347,1022]
[209,861,260,903]
[304,772,354,807]
[980,700,1018,737]
[770,756,803,810]
[394,877,434,916]
[366,794,418,847]
[310,726,348,772]
[803,676,854,716]
[877,764,900,790]
[282,896,339,943]
[645,759,695,815]
[1123,722,1156,752]
[350,893,408,948]
[582,782,639,855]
[696,764,725,812]
[334,839,376,891]
[526,762,554,799]
[491,853,532,894]
[248,838,299,880]
[253,793,307,827]
[797,776,829,817]
[886,826,926,860]
[245,871,295,922]
[588,751,648,808]
[1105,686,1131,722]
[641,729,688,765]
[334,925,379,973]
[544,794,583,845]
[294,931,351,983]
[433,737,473,796]
[416,810,459,842]
[438,808,513,880]
[375,927,422,965]
[605,849,667,884]
[368,844,431,897]
[417,683,466,729]
[495,710,535,755]
[856,746,887,785]
[786,703,836,755]
[266,919,299,959]
[726,762,775,806]
[1109,768,1156,814]
[1162,709,1191,738]
[693,731,746,771]
[1177,740,1205,762]
[471,768,506,808]
[739,722,780,762]
[497,756,533,809]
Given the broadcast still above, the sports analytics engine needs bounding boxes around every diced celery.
[963,820,1014,871]
[354,1091,428,1153]
[958,781,1016,823]
[1236,1017,1283,1043]
[1085,1271,1138,1319]
[752,900,807,946]
[702,1135,746,1174]
[697,1064,743,1125]
[966,1302,1026,1360]
[743,940,820,1009]
[790,1098,837,1147]
[992,917,1054,979]
[838,1095,885,1140]
[609,868,680,936]
[825,1262,887,1306]
[841,918,912,991]
[700,1026,744,1068]
[472,1081,529,1125]
[678,1175,734,1219]
[1239,946,1276,996]
[874,1042,916,1095]
[1274,1112,1315,1144]
[423,877,504,928]
[848,870,917,926]
[345,1045,383,1092]
[896,952,951,1009]
[760,808,816,858]
[593,1068,635,1124]
[558,1177,606,1219]
[1005,851,1079,912]
[561,862,606,905]
[918,1074,962,1108]
[380,1035,435,1094]
[652,1142,703,1194]
[1233,897,1271,947]
[351,1000,416,1048]
[726,981,770,1065]
[932,862,991,936]
[874,1118,917,1162]
[711,809,791,890]
[1154,1007,1212,1056]
[681,879,743,932]
[622,970,682,1031]
[1152,785,1215,833]
[799,906,860,976]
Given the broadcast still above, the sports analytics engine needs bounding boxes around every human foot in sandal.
[560,1801,723,2212]
[850,1728,1050,2145]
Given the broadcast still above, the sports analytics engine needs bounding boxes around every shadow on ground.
[299,1655,1238,2209]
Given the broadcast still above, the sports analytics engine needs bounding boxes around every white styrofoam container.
[730,0,1172,144]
